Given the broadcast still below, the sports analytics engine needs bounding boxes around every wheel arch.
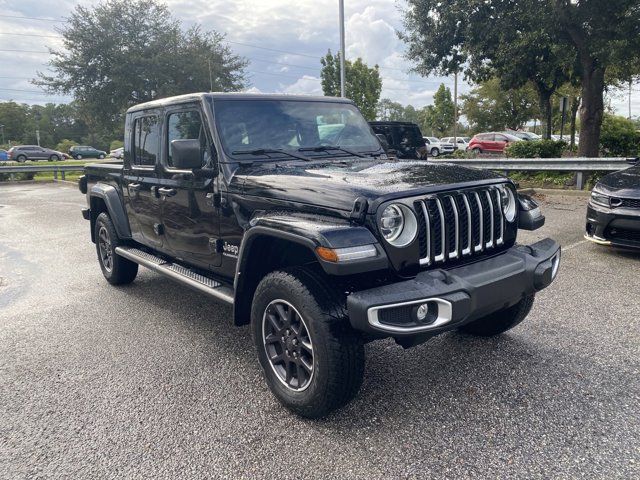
[233,229,319,326]
[89,184,132,243]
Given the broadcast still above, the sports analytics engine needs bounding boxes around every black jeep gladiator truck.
[80,93,561,418]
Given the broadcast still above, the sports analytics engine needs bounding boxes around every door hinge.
[206,192,222,208]
[153,223,164,236]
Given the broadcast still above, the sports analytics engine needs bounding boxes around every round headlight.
[380,204,418,247]
[499,186,517,222]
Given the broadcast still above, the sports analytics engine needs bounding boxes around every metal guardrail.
[0,161,121,181]
[429,157,638,189]
[0,157,636,188]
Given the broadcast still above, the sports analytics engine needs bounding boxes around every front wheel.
[472,147,482,155]
[75,154,83,160]
[94,212,138,285]
[98,154,105,159]
[49,154,59,162]
[251,268,364,418]
[458,294,535,336]
[430,148,439,157]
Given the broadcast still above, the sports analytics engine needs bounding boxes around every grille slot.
[415,187,506,267]
[616,198,640,209]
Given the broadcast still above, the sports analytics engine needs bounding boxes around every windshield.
[213,99,381,160]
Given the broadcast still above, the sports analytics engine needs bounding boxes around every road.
[1,182,638,479]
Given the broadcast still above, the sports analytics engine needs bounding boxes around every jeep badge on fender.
[79,92,561,418]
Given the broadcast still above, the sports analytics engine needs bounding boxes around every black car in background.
[7,145,66,162]
[585,160,640,249]
[369,121,427,159]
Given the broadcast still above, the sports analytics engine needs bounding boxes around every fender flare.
[89,184,132,239]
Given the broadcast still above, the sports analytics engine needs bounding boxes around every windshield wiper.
[298,145,365,158]
[231,148,311,162]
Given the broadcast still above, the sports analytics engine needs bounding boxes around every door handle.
[158,187,177,197]
[128,183,141,192]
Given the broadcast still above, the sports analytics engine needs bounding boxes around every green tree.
[0,102,29,144]
[376,98,405,121]
[35,0,247,140]
[554,1,640,156]
[320,51,382,120]
[461,79,538,132]
[401,1,571,140]
[421,84,455,137]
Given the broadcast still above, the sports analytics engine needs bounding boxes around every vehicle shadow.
[108,272,633,432]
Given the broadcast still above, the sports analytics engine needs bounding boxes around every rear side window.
[133,115,159,166]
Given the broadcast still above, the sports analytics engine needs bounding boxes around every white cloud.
[280,75,323,96]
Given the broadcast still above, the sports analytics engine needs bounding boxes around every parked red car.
[468,132,521,154]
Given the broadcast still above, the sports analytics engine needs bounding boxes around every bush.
[600,114,640,156]
[109,140,123,151]
[55,139,78,154]
[505,139,566,158]
[450,149,472,159]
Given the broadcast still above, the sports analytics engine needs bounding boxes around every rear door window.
[133,115,159,167]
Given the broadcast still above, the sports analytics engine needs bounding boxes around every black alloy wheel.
[97,225,113,273]
[262,299,314,391]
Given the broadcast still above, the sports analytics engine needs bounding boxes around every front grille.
[414,187,505,267]
[613,198,640,209]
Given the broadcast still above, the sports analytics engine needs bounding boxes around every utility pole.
[338,0,346,97]
[208,58,213,92]
[0,124,4,145]
[629,79,633,120]
[453,71,458,145]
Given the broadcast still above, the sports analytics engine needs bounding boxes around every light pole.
[0,124,4,145]
[453,72,458,145]
[339,0,346,97]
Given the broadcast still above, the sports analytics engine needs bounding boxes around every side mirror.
[171,139,202,170]
[375,133,390,151]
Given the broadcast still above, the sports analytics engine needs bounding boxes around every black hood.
[595,164,640,198]
[236,159,505,212]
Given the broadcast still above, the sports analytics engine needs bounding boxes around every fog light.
[416,303,429,321]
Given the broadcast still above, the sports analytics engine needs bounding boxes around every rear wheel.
[251,268,364,418]
[430,148,440,157]
[94,212,138,285]
[458,294,535,336]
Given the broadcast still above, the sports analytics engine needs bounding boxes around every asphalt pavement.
[1,182,638,479]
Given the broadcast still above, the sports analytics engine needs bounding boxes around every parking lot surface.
[1,182,638,479]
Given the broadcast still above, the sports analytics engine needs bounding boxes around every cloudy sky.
[0,0,637,116]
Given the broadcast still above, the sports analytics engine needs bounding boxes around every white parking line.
[563,239,588,251]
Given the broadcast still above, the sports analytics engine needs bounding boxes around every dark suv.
[369,121,427,159]
[69,145,107,159]
[80,93,561,418]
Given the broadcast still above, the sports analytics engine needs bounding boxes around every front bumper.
[585,202,640,249]
[347,238,560,340]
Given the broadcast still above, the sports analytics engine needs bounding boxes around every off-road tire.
[458,294,535,336]
[430,147,439,157]
[251,267,364,418]
[94,212,138,285]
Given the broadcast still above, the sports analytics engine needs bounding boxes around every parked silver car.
[441,136,471,151]
[7,145,66,162]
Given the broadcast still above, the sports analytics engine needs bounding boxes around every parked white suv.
[441,136,471,151]
[423,137,455,157]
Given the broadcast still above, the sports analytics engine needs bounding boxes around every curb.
[518,187,591,197]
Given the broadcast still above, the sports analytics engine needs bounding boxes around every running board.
[114,246,234,304]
